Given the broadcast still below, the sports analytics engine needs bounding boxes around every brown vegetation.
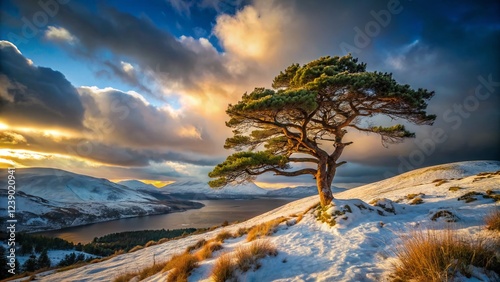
[393,229,499,281]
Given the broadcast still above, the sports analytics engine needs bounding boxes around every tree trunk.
[316,162,334,207]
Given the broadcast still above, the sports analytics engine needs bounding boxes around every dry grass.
[235,240,278,272]
[164,252,199,282]
[406,193,419,200]
[448,186,462,192]
[114,273,138,282]
[433,179,448,186]
[128,245,143,253]
[410,197,424,205]
[247,217,286,242]
[210,240,277,282]
[113,261,168,282]
[158,237,170,244]
[235,227,249,237]
[195,241,223,260]
[145,240,157,247]
[485,209,500,231]
[137,262,167,280]
[458,191,482,203]
[393,229,499,281]
[185,239,207,252]
[215,230,234,242]
[296,213,304,223]
[211,253,235,282]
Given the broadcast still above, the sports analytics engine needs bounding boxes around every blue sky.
[0,0,499,187]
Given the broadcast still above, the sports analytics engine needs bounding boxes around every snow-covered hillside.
[34,160,500,281]
[0,168,202,232]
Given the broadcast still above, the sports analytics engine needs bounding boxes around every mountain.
[118,180,159,192]
[38,160,500,281]
[161,180,268,199]
[13,168,156,202]
[0,168,202,232]
[265,185,347,198]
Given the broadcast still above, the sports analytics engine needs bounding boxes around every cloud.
[0,40,85,130]
[44,26,77,44]
[0,46,224,174]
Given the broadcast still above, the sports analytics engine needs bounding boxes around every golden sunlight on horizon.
[110,179,175,188]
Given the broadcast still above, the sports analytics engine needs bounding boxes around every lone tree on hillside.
[208,55,435,207]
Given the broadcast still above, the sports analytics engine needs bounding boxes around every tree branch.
[288,157,319,164]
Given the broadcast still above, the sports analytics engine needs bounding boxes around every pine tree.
[209,55,435,207]
[23,253,37,272]
[37,249,51,269]
[0,246,10,279]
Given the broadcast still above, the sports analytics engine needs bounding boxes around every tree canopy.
[209,54,435,206]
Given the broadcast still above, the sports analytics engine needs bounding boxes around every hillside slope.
[33,161,500,281]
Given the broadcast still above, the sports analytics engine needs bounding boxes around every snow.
[4,168,156,202]
[162,180,269,196]
[118,180,159,192]
[22,161,500,281]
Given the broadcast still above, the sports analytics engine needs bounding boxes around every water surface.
[37,198,295,243]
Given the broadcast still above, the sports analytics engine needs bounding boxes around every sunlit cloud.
[45,26,78,44]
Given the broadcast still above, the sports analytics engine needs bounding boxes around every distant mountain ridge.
[118,179,159,192]
[159,180,268,199]
[14,168,156,202]
[0,168,202,232]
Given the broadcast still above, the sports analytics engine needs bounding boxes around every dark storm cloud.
[0,41,85,129]
[280,0,500,169]
[97,60,154,96]
[9,0,231,94]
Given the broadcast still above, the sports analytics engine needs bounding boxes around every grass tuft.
[235,240,278,272]
[164,252,199,282]
[433,179,448,186]
[211,253,235,282]
[235,227,249,237]
[113,260,168,282]
[458,191,482,203]
[247,217,286,242]
[185,239,207,252]
[128,245,143,253]
[210,240,277,282]
[393,229,499,281]
[145,240,157,247]
[448,186,462,192]
[195,241,223,260]
[215,230,234,242]
[410,197,423,205]
[485,209,500,231]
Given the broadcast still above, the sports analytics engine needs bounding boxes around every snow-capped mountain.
[118,179,159,192]
[265,185,347,197]
[0,168,202,232]
[13,168,156,202]
[161,180,268,198]
[38,160,500,281]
